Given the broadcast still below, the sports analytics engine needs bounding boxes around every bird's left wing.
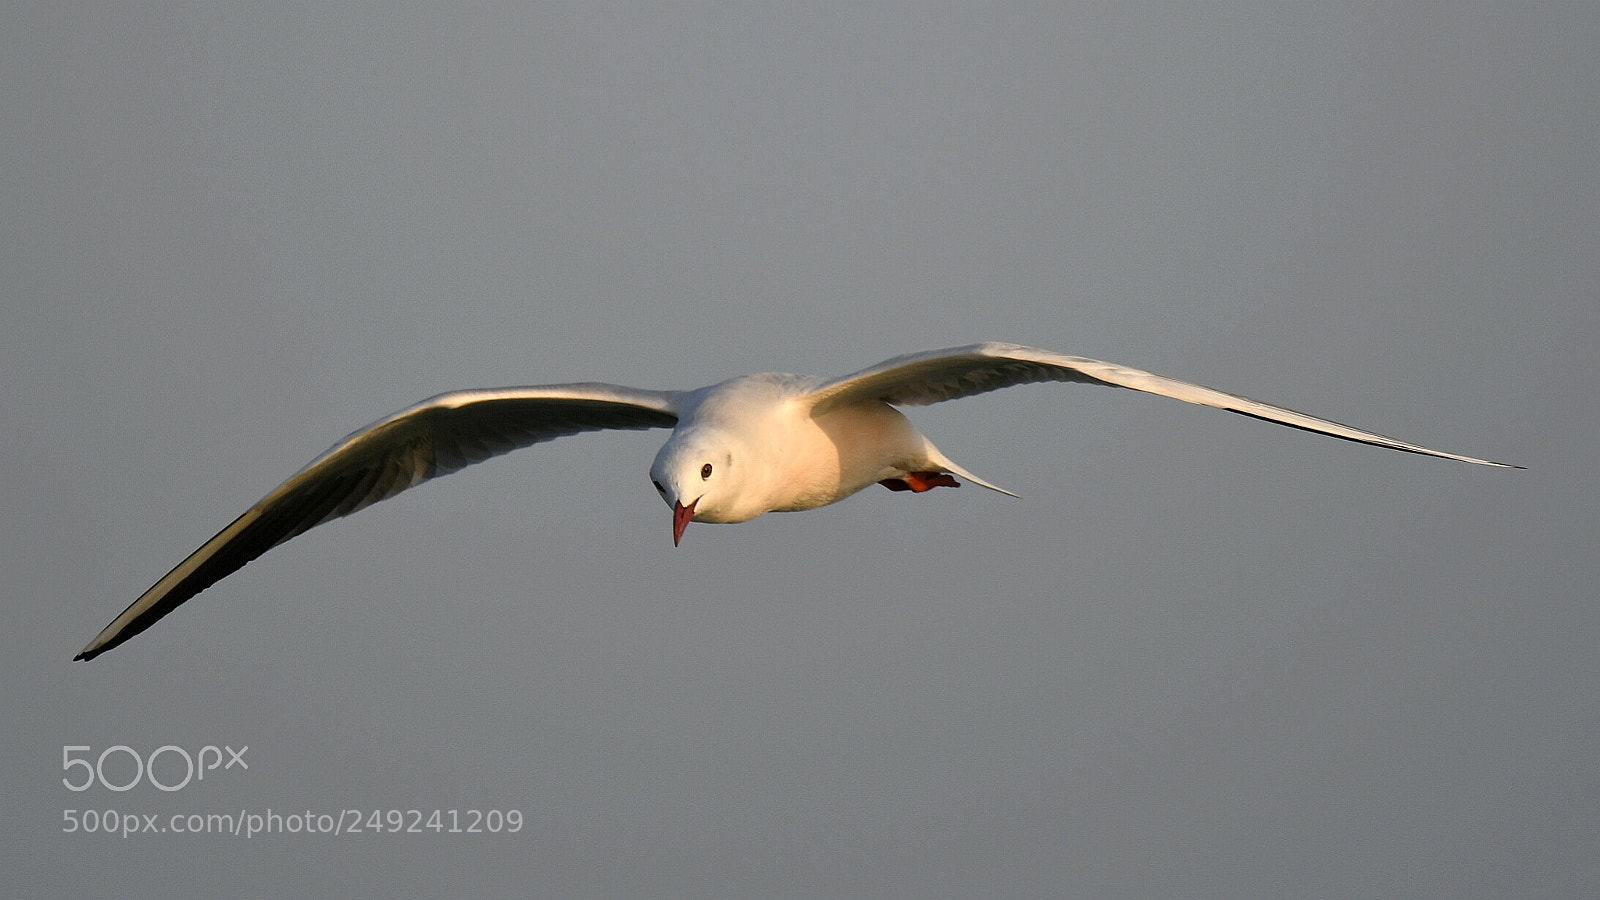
[803,342,1519,467]
[76,384,680,660]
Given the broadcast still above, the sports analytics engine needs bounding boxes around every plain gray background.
[4,5,1594,898]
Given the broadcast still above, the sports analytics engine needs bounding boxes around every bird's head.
[649,428,742,545]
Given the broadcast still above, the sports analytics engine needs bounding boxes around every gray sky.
[4,5,1595,898]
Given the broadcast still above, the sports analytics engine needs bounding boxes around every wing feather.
[805,342,1518,468]
[76,384,679,660]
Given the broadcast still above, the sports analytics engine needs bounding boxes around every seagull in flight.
[75,343,1518,660]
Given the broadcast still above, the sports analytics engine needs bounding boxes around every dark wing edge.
[803,342,1521,468]
[75,384,680,660]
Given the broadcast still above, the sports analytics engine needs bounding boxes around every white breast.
[760,401,935,512]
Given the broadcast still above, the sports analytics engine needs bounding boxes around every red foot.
[879,471,961,493]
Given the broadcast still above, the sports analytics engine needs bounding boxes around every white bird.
[75,342,1517,660]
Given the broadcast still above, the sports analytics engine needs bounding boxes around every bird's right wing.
[76,384,681,661]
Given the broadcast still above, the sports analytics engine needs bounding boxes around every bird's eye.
[652,480,666,494]
[701,463,713,480]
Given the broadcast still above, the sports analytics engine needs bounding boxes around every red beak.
[672,499,697,547]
